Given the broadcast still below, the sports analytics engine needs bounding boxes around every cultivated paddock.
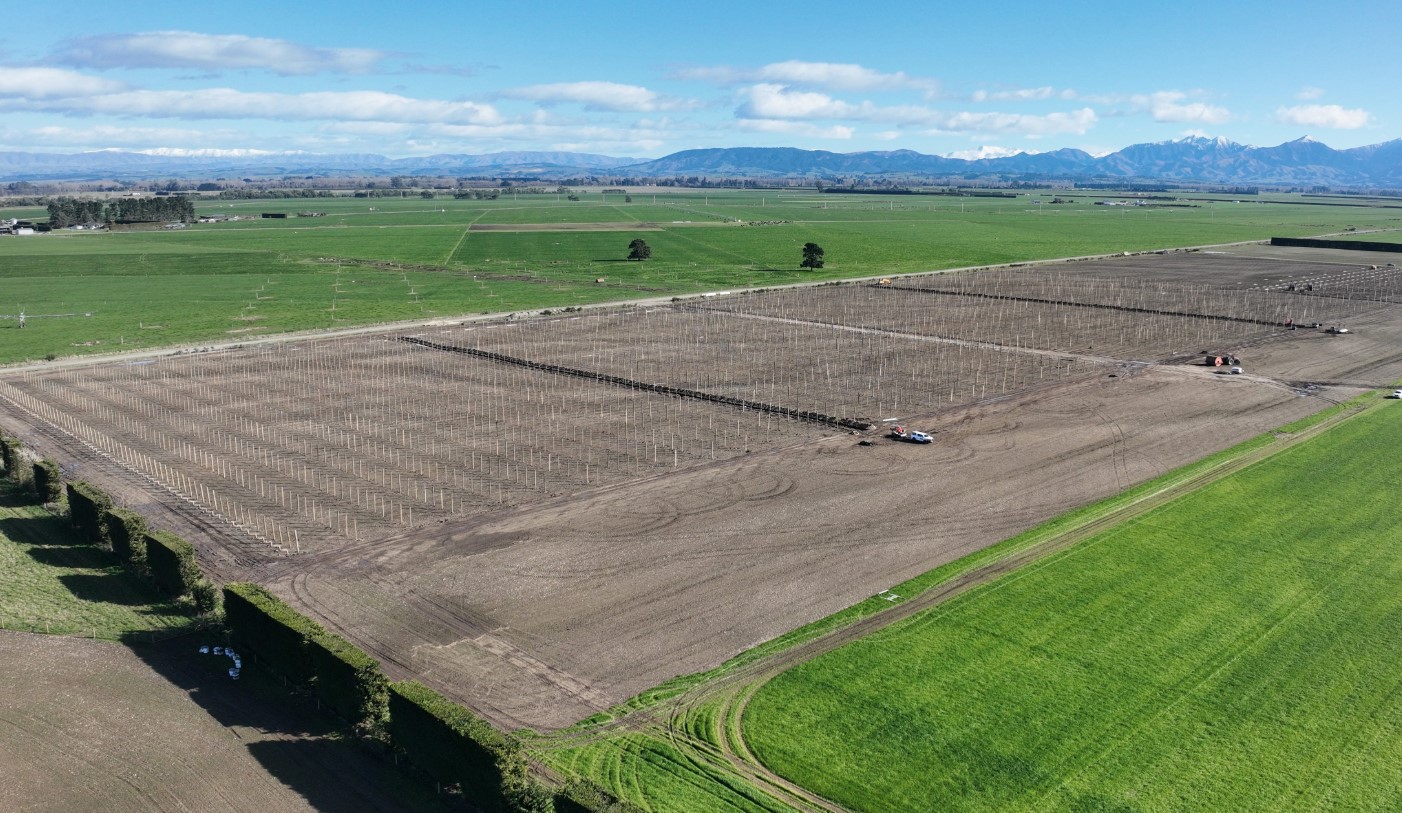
[3,247,1401,730]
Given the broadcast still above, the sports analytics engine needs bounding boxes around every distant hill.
[620,136,1402,187]
[0,150,642,182]
[4,137,1402,187]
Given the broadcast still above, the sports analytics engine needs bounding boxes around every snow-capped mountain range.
[3,136,1401,187]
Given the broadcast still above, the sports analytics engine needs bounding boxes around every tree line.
[46,195,196,227]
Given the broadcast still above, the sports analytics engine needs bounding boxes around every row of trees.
[46,196,197,227]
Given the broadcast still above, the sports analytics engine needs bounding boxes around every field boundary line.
[442,208,490,265]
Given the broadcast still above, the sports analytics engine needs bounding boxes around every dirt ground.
[0,632,458,813]
[258,362,1365,731]
[3,247,1401,736]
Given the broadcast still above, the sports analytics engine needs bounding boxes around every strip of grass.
[743,399,1402,812]
[0,481,192,638]
[6,192,1399,364]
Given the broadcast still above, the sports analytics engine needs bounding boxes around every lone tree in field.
[801,242,825,270]
[627,238,652,261]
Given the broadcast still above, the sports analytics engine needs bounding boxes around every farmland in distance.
[4,189,1402,364]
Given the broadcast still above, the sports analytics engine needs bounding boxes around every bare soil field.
[0,632,455,813]
[3,248,1400,733]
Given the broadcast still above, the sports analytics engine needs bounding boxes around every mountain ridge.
[4,137,1402,187]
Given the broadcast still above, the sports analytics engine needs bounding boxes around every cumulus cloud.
[735,84,1097,136]
[737,84,859,119]
[1275,104,1371,129]
[677,60,939,94]
[1146,91,1230,124]
[736,84,937,124]
[0,87,502,125]
[502,81,695,112]
[971,86,1076,103]
[52,31,386,75]
[0,67,126,98]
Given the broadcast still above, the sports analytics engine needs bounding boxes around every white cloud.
[0,67,126,98]
[0,87,502,125]
[971,86,1076,103]
[1146,91,1230,124]
[1082,90,1230,124]
[503,81,694,112]
[736,84,938,124]
[736,119,855,139]
[737,84,859,119]
[1275,104,1370,129]
[927,108,1098,137]
[1296,86,1325,100]
[945,145,1030,160]
[734,84,1097,136]
[677,60,939,94]
[53,31,386,75]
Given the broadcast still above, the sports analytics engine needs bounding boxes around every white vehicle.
[889,426,934,444]
[1391,389,1402,399]
[1230,366,1243,375]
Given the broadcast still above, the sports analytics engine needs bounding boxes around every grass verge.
[0,481,194,639]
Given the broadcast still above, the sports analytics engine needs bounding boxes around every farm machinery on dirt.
[888,426,934,444]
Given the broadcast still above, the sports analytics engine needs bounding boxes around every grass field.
[4,190,1401,364]
[741,397,1402,813]
[0,480,194,639]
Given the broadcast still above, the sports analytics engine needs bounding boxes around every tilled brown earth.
[259,362,1364,731]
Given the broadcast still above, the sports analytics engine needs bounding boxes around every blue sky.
[1,0,1395,159]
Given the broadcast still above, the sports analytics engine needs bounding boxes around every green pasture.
[1337,229,1402,244]
[742,398,1402,813]
[0,480,194,639]
[4,190,1401,364]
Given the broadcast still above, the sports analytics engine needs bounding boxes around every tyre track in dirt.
[532,397,1375,812]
